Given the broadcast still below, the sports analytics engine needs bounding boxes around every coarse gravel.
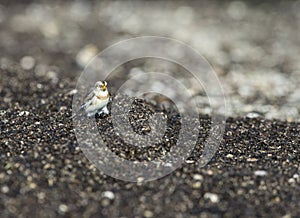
[1,64,300,217]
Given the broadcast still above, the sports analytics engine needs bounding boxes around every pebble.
[192,181,201,189]
[20,56,35,70]
[29,182,37,189]
[1,185,9,193]
[58,204,69,213]
[59,106,67,111]
[247,158,258,162]
[226,154,234,158]
[144,210,154,218]
[137,177,145,183]
[102,191,115,200]
[101,199,110,207]
[254,170,268,177]
[185,159,195,164]
[246,112,261,119]
[193,174,203,181]
[206,170,213,175]
[0,110,6,116]
[204,193,219,203]
[37,192,46,200]
[18,111,29,116]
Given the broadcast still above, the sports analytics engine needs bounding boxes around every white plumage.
[72,81,110,118]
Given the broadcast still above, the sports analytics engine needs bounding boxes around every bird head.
[94,81,108,95]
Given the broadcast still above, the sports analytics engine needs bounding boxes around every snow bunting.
[72,81,110,118]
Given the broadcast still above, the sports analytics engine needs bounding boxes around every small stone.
[226,154,234,158]
[48,179,54,186]
[37,192,46,200]
[37,83,43,89]
[59,106,67,111]
[29,182,37,189]
[20,56,35,70]
[288,178,295,184]
[192,181,201,189]
[59,204,69,213]
[19,111,29,116]
[207,170,213,175]
[247,158,258,162]
[101,198,110,207]
[254,170,267,176]
[43,163,51,170]
[185,159,195,164]
[204,193,219,203]
[144,210,154,218]
[274,196,280,203]
[246,112,261,119]
[0,110,6,116]
[102,191,115,200]
[1,186,9,193]
[137,177,145,183]
[193,174,203,181]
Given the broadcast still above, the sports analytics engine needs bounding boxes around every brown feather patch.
[96,94,109,100]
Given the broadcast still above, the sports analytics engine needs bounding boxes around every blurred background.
[1,0,300,120]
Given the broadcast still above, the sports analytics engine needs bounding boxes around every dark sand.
[1,64,300,217]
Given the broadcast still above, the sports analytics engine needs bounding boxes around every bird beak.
[101,84,106,91]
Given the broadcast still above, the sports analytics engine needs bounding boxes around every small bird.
[72,81,110,118]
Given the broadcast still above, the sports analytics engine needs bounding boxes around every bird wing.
[82,89,95,106]
[71,87,95,119]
